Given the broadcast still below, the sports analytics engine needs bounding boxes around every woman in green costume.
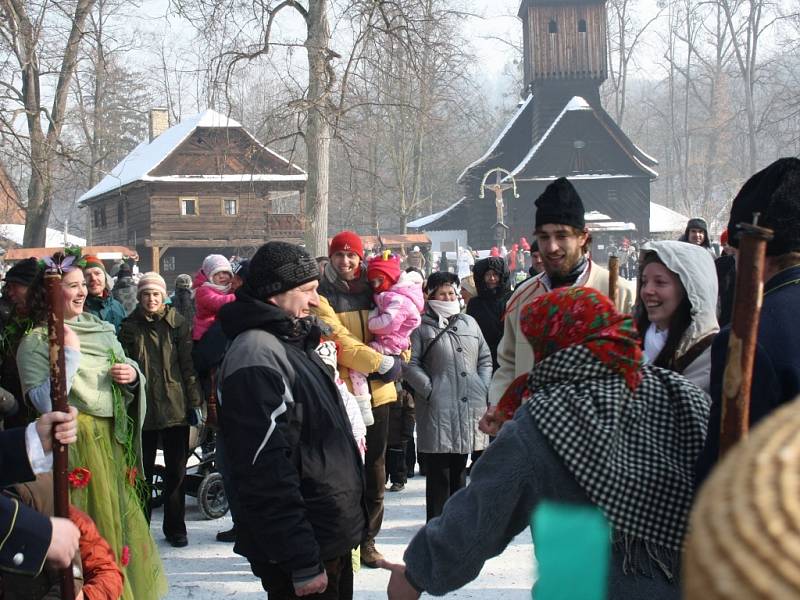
[16,257,168,600]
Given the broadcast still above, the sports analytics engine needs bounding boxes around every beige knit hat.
[684,396,800,599]
[137,272,167,298]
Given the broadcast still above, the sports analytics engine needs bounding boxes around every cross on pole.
[479,168,520,249]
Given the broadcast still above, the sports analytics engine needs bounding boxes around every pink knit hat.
[202,254,233,279]
[137,272,167,297]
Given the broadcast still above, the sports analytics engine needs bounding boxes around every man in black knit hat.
[217,241,366,599]
[484,177,636,420]
[696,157,800,483]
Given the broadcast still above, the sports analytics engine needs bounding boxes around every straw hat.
[684,397,800,599]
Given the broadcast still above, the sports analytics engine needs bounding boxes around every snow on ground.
[153,474,535,598]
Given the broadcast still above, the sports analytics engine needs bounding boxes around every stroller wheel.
[197,472,228,520]
[150,464,166,509]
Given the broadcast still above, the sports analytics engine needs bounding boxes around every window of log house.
[180,197,198,216]
[548,19,558,34]
[222,198,238,216]
[578,19,587,33]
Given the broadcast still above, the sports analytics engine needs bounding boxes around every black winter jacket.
[217,293,366,584]
[466,257,512,371]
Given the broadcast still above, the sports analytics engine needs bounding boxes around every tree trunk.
[18,0,96,248]
[304,0,332,258]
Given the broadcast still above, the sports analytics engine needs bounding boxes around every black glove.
[377,356,402,383]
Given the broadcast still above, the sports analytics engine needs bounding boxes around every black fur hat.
[535,177,586,231]
[728,157,800,256]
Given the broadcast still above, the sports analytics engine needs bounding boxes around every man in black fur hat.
[485,177,636,413]
[696,157,800,482]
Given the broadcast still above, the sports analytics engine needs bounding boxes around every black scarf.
[548,255,588,289]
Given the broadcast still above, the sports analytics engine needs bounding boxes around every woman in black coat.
[466,257,512,372]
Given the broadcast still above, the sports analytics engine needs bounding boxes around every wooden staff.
[719,219,774,455]
[608,255,619,305]
[44,269,75,600]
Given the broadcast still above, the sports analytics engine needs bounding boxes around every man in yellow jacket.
[314,231,403,568]
[487,178,636,409]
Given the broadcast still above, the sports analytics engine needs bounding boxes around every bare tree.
[0,0,97,246]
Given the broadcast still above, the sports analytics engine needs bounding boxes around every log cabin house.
[78,108,307,278]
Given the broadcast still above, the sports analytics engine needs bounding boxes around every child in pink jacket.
[350,253,424,402]
[192,254,236,341]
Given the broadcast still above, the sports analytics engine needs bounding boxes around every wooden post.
[719,220,774,455]
[151,245,160,275]
[607,255,619,305]
[44,270,75,600]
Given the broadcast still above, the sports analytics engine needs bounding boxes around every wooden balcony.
[266,213,305,239]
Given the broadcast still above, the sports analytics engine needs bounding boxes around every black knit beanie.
[245,242,319,298]
[535,177,586,230]
[728,157,800,256]
[4,258,40,286]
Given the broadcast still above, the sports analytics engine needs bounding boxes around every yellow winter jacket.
[314,264,398,408]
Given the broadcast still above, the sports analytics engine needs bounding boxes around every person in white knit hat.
[118,271,204,548]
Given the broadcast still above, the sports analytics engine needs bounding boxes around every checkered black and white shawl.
[526,345,710,552]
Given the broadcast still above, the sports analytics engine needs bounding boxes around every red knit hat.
[720,228,729,246]
[367,252,401,291]
[329,230,364,259]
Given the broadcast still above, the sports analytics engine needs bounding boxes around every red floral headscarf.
[496,287,643,421]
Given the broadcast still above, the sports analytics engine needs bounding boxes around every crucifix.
[479,167,519,249]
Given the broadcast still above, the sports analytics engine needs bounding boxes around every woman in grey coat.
[404,272,492,521]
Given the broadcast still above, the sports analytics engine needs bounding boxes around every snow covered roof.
[78,109,306,204]
[585,210,612,221]
[0,224,85,247]
[505,96,658,181]
[457,95,533,184]
[526,174,634,181]
[505,96,591,181]
[650,202,689,233]
[407,197,466,229]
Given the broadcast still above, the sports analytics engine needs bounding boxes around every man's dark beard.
[548,255,588,288]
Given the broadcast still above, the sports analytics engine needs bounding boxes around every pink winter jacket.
[192,271,236,340]
[369,272,425,354]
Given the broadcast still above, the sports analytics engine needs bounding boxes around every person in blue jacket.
[696,157,800,483]
[82,255,127,333]
[0,408,80,575]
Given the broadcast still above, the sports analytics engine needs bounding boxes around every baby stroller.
[150,423,228,520]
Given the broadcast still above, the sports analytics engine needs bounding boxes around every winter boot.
[360,539,384,568]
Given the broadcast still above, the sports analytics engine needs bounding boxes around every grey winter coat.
[404,308,492,454]
[404,408,680,599]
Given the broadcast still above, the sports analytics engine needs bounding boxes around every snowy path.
[154,475,535,598]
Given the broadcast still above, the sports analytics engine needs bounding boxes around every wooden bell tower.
[519,0,608,138]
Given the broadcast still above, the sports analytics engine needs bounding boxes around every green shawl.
[17,313,147,472]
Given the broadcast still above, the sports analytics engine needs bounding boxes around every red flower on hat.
[121,545,130,567]
[68,467,91,489]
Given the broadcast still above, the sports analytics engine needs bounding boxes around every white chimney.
[148,108,170,142]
